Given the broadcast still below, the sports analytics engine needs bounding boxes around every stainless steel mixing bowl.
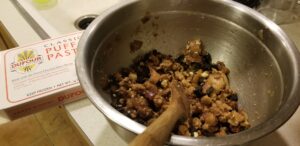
[76,0,300,145]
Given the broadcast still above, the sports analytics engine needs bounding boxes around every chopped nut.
[181,79,190,87]
[216,101,232,111]
[149,55,160,66]
[216,127,227,137]
[175,71,185,80]
[149,66,160,84]
[202,71,229,94]
[153,95,164,107]
[201,71,209,78]
[192,118,202,129]
[218,112,230,123]
[129,110,137,118]
[184,40,203,64]
[160,59,173,68]
[160,74,171,81]
[183,71,190,77]
[210,104,222,116]
[201,95,212,106]
[126,98,134,108]
[113,72,123,81]
[193,132,199,137]
[202,123,209,130]
[186,86,196,96]
[119,77,130,86]
[241,120,251,128]
[228,111,245,126]
[161,79,168,88]
[191,70,203,85]
[203,112,217,126]
[129,72,137,81]
[178,124,191,136]
[172,63,182,71]
[144,90,156,100]
[144,81,158,94]
[131,83,145,91]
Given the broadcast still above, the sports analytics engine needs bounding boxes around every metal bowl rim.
[75,0,300,145]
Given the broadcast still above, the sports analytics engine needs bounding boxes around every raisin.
[142,53,151,62]
[202,131,215,137]
[136,76,145,84]
[211,63,218,69]
[194,87,204,97]
[202,53,212,64]
[202,63,212,71]
[120,68,130,77]
[134,65,150,83]
[227,94,238,101]
[192,112,201,118]
[178,117,186,123]
[189,126,197,133]
[176,55,189,70]
[151,49,159,55]
[191,63,201,71]
[156,68,165,74]
[176,55,185,63]
[107,75,118,86]
[163,90,171,99]
[182,64,189,70]
[156,81,163,88]
[136,118,146,124]
[218,122,230,128]
[148,100,159,112]
[206,87,214,95]
[142,50,158,62]
[198,77,206,85]
[201,52,212,70]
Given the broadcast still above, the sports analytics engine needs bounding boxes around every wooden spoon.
[129,80,190,146]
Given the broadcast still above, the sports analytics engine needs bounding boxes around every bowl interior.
[92,11,282,127]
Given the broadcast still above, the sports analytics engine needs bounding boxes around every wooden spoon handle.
[129,80,188,146]
[129,102,183,146]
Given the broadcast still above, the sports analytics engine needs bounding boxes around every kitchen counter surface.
[0,1,300,145]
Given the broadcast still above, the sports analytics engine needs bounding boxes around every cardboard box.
[0,31,86,119]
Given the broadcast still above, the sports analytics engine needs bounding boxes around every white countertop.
[0,1,300,145]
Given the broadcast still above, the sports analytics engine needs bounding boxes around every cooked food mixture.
[103,39,250,137]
